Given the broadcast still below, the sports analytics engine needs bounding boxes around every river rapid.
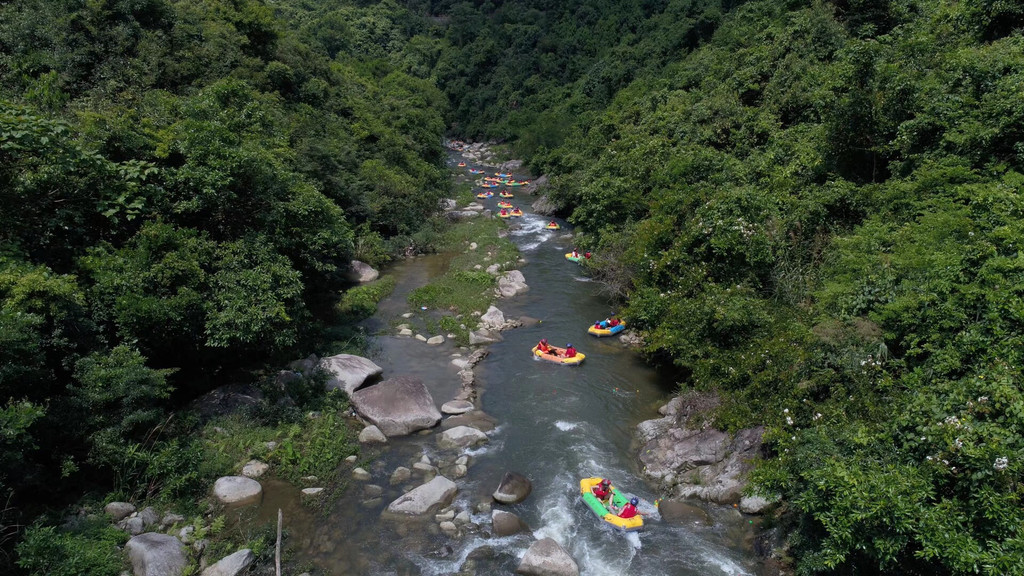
[249,150,767,575]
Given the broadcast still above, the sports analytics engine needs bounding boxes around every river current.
[249,150,765,575]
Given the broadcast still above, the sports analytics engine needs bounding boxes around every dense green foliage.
[432,0,1024,573]
[3,0,1023,574]
[0,0,446,570]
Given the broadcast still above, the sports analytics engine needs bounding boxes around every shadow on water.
[251,152,767,575]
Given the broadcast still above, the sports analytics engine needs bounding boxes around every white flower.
[813,413,822,421]
[786,416,793,425]
[926,456,933,461]
[791,436,796,441]
[953,438,963,450]
[994,456,1009,471]
[783,408,789,414]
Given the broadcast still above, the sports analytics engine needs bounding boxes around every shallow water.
[253,152,767,575]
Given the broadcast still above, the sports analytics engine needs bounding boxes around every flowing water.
[250,151,767,575]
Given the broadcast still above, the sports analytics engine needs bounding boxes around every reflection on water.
[251,153,765,575]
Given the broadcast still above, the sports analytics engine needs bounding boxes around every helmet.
[541,338,547,344]
[567,343,573,347]
[630,497,639,506]
[600,479,610,486]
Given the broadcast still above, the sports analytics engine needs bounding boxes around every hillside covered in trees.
[1,0,1022,574]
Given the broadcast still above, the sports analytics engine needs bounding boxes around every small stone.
[442,400,474,415]
[427,335,445,345]
[364,485,383,498]
[179,525,194,544]
[352,468,371,481]
[398,328,413,337]
[359,425,388,444]
[413,462,436,474]
[241,460,269,478]
[302,488,324,496]
[452,465,468,479]
[456,456,469,466]
[469,242,478,250]
[345,455,358,463]
[361,498,382,509]
[435,510,455,522]
[419,455,432,465]
[439,521,458,536]
[415,334,428,342]
[264,441,277,451]
[402,313,414,318]
[454,510,471,524]
[390,467,411,485]
[139,507,160,528]
[475,502,492,514]
[160,513,185,529]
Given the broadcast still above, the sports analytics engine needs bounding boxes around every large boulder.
[516,538,578,576]
[202,549,254,576]
[350,376,441,437]
[657,500,713,525]
[105,501,135,522]
[638,394,764,504]
[492,510,528,537]
[469,329,503,345]
[126,533,187,576]
[496,271,529,298]
[213,476,262,506]
[191,384,264,419]
[493,472,532,504]
[346,260,379,283]
[480,306,506,331]
[438,426,488,450]
[385,476,458,516]
[319,354,383,395]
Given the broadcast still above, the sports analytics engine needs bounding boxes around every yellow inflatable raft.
[531,345,585,365]
[579,478,644,532]
[588,320,626,337]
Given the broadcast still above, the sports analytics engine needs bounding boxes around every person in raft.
[594,321,603,329]
[564,343,577,358]
[571,249,580,258]
[591,479,612,504]
[500,208,508,216]
[538,338,555,354]
[549,220,558,227]
[613,497,641,519]
[608,318,620,327]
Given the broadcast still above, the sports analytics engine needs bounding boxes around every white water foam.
[554,420,579,431]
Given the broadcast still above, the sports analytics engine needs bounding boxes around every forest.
[2,0,1023,574]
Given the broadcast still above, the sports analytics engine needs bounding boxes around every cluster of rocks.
[103,501,254,576]
[446,200,488,221]
[636,393,774,513]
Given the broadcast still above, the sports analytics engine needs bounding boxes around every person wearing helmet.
[592,479,612,504]
[617,497,640,519]
[564,343,577,358]
[538,338,553,354]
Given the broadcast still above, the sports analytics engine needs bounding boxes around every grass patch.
[336,275,397,323]
[200,392,358,487]
[407,218,519,318]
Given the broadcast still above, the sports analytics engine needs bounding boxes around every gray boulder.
[350,376,441,437]
[191,384,264,419]
[657,500,713,525]
[119,516,145,536]
[496,270,529,298]
[441,400,474,415]
[385,476,458,516]
[241,460,269,478]
[319,354,383,395]
[390,467,411,485]
[493,472,532,504]
[479,306,506,331]
[105,502,135,522]
[202,549,254,576]
[139,507,160,528]
[126,533,187,576]
[347,260,379,283]
[739,495,775,514]
[358,424,388,444]
[441,410,498,433]
[213,476,262,506]
[516,538,578,576]
[492,510,527,537]
[469,329,503,345]
[438,426,488,450]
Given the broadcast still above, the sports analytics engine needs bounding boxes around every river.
[250,150,766,575]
